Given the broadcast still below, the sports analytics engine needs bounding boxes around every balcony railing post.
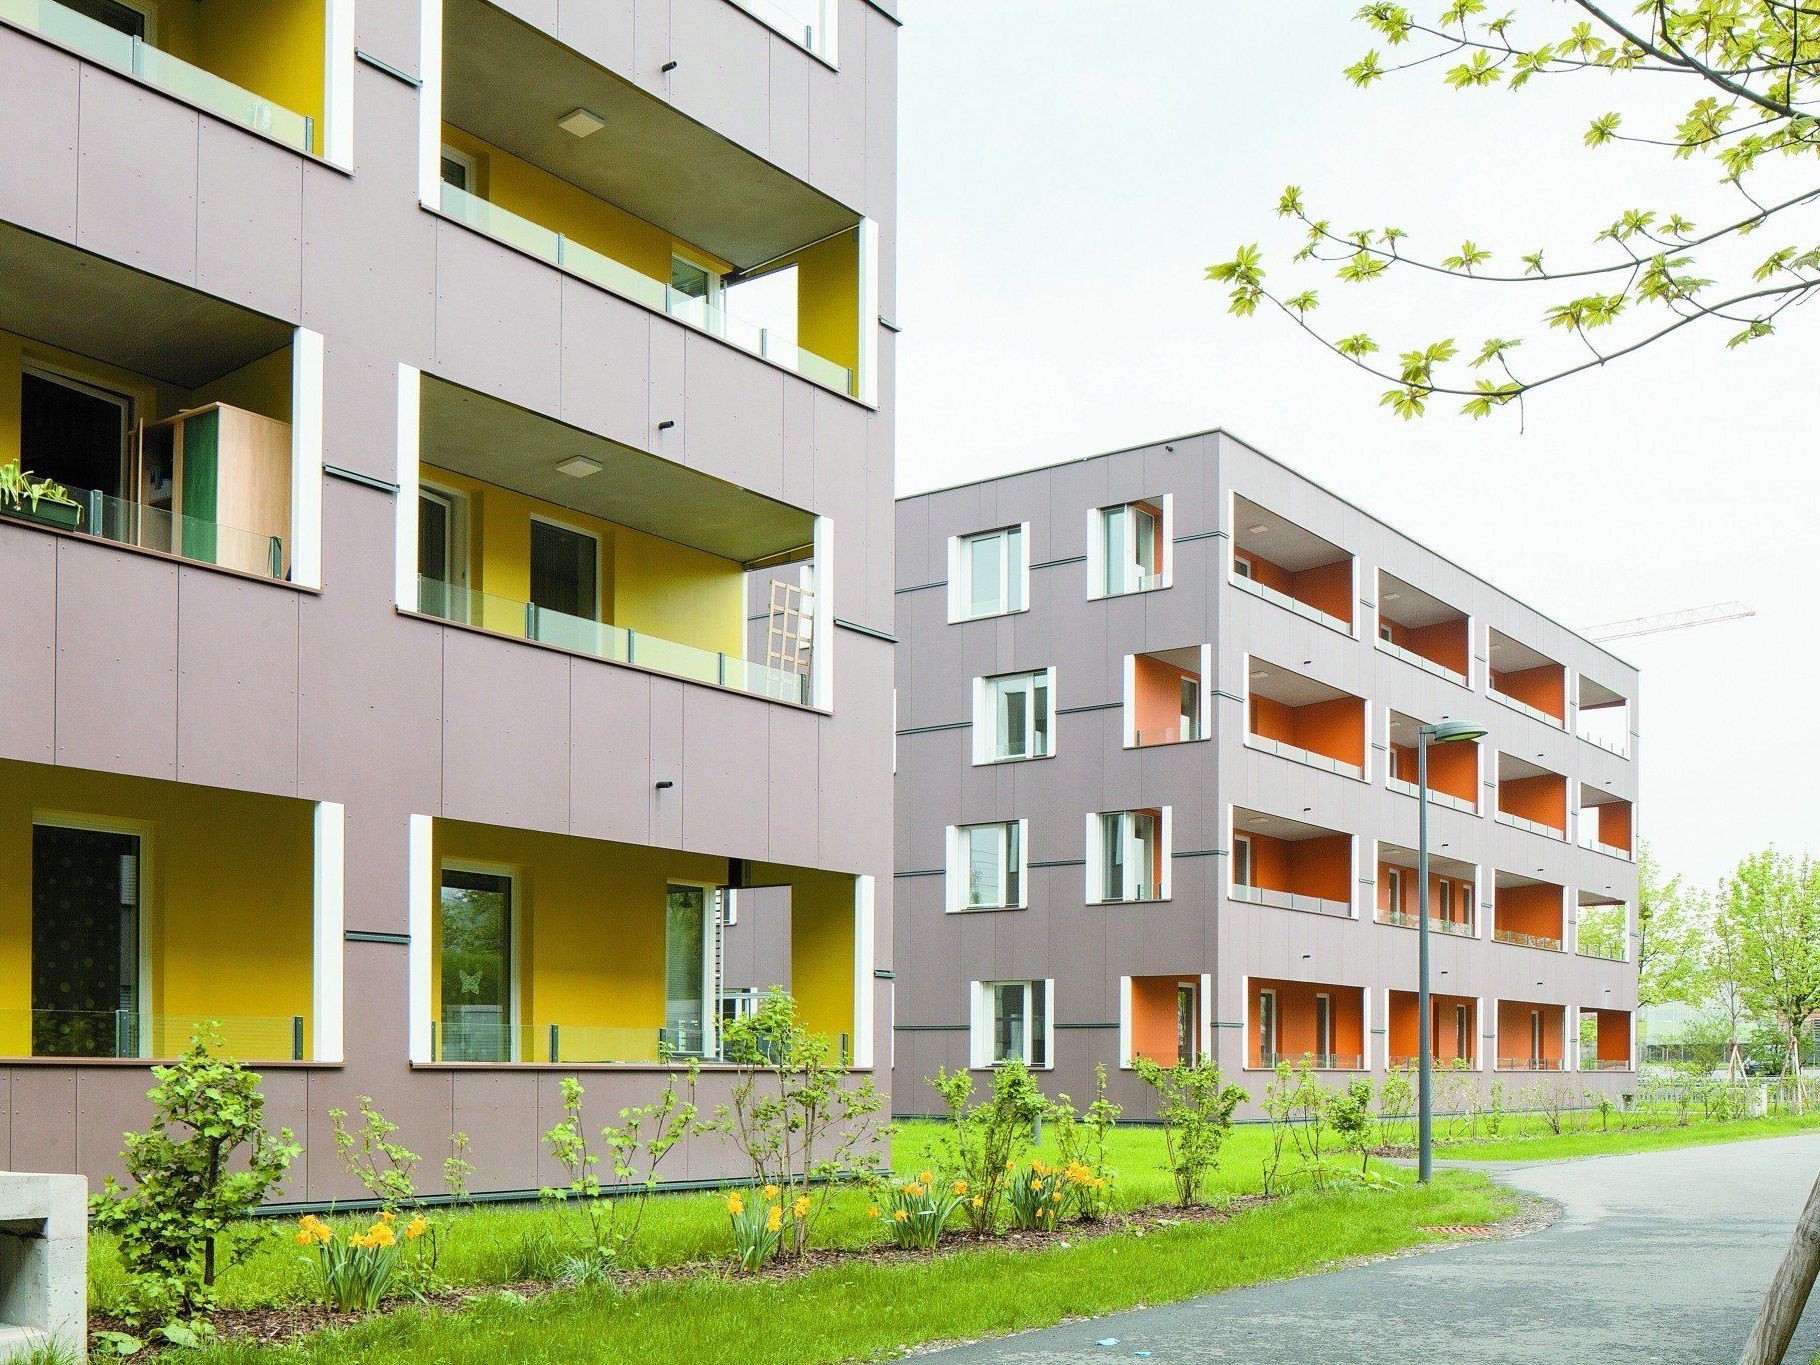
[130,34,144,77]
[718,652,728,686]
[627,629,637,665]
[525,601,539,642]
[549,1023,560,1064]
[292,1014,305,1061]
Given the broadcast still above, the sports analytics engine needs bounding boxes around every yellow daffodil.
[893,1208,909,1223]
[952,1180,968,1195]
[763,1183,780,1200]
[405,1216,429,1241]
[766,1205,783,1233]
[1051,1191,1064,1203]
[867,1205,880,1219]
[368,1223,396,1247]
[726,1191,745,1216]
[918,1171,933,1184]
[904,1181,923,1198]
[792,1194,811,1218]
[971,1195,984,1208]
[294,1229,314,1246]
[379,1210,398,1224]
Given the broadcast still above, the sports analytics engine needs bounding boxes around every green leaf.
[1585,112,1621,147]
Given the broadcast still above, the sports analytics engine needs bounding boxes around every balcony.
[1578,786,1634,859]
[0,757,338,1064]
[1492,871,1566,952]
[1231,808,1354,918]
[1578,675,1631,757]
[435,0,871,401]
[1230,496,1355,634]
[1385,709,1481,813]
[0,224,312,584]
[1487,629,1567,728]
[2,0,332,155]
[1387,989,1479,1068]
[416,817,867,1068]
[1375,844,1476,936]
[1376,572,1470,685]
[1495,999,1567,1072]
[1126,645,1210,748]
[1124,975,1204,1068]
[1249,977,1367,1071]
[1576,892,1629,962]
[1496,753,1568,840]
[1246,659,1366,779]
[1578,1006,1634,1072]
[407,374,825,707]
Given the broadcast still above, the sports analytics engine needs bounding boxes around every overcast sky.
[893,1,1818,889]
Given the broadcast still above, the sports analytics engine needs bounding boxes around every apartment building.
[893,431,1639,1118]
[0,0,896,1199]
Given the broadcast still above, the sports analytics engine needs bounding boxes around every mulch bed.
[89,1196,1274,1354]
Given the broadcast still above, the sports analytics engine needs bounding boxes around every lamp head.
[1421,719,1488,745]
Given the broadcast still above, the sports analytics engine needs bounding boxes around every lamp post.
[1417,718,1488,1184]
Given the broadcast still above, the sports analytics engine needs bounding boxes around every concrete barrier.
[0,1172,87,1361]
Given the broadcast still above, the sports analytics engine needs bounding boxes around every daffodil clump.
[869,1172,964,1251]
[1062,1158,1114,1221]
[1005,1160,1070,1231]
[725,1186,790,1273]
[297,1211,428,1312]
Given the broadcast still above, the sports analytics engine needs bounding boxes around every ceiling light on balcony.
[1384,591,1401,601]
[557,455,603,478]
[1248,524,1268,534]
[558,106,607,138]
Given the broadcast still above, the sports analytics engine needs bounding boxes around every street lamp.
[1417,718,1488,1184]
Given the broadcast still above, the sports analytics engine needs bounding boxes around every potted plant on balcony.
[0,460,83,530]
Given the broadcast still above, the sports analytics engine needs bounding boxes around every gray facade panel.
[75,70,199,285]
[196,120,306,321]
[0,34,79,240]
[0,529,57,766]
[53,539,179,781]
[174,569,303,797]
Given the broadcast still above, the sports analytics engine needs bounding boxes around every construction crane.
[1582,601,1756,643]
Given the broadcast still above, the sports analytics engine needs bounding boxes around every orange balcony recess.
[1125,645,1209,748]
[1578,785,1634,858]
[1375,844,1476,937]
[1493,872,1565,951]
[1488,629,1567,727]
[1386,709,1480,812]
[1579,1007,1634,1072]
[1230,496,1355,633]
[1496,753,1568,839]
[1246,659,1366,778]
[1497,1000,1567,1071]
[1125,975,1203,1067]
[1578,675,1631,756]
[1376,572,1470,685]
[1230,809,1354,918]
[1250,978,1366,1071]
[1387,990,1479,1069]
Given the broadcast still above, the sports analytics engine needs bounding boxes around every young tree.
[1716,849,1820,1090]
[1208,2,1820,419]
[1635,843,1708,1008]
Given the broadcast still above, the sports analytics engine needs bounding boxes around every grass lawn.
[1432,1108,1820,1162]
[176,1173,1515,1364]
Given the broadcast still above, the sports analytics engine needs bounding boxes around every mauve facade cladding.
[892,431,1640,1119]
[0,0,897,1198]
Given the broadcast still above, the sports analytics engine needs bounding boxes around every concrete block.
[0,1171,87,1361]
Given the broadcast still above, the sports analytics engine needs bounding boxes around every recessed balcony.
[1496,999,1568,1072]
[1495,752,1568,839]
[1123,974,1204,1068]
[4,0,336,155]
[1386,990,1479,1069]
[406,374,826,707]
[0,224,314,585]
[1578,1007,1634,1072]
[1575,892,1629,962]
[0,757,338,1064]
[1230,808,1354,918]
[1374,844,1476,937]
[1578,675,1631,757]
[1230,496,1355,634]
[434,0,872,400]
[417,817,867,1067]
[1578,785,1634,859]
[1249,977,1367,1071]
[1488,629,1567,728]
[1245,659,1366,779]
[1376,571,1470,685]
[1385,709,1480,813]
[1125,645,1210,748]
[1492,871,1565,952]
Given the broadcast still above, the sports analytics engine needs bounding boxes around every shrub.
[870,1173,964,1250]
[718,989,884,1257]
[1051,1065,1120,1220]
[1375,1070,1414,1149]
[325,1096,471,1295]
[1330,1077,1375,1174]
[1134,1055,1247,1207]
[724,1188,786,1273]
[929,1059,1048,1233]
[297,1211,428,1312]
[91,1027,299,1327]
[539,1070,701,1276]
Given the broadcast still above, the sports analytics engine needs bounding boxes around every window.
[664,884,716,1058]
[439,866,514,1062]
[1438,880,1454,920]
[1176,984,1198,1065]
[1092,809,1166,903]
[669,254,723,330]
[1232,552,1254,580]
[950,821,1025,911]
[20,365,132,502]
[1379,622,1395,643]
[719,988,759,1030]
[975,669,1054,763]
[1232,834,1253,889]
[1530,1009,1543,1065]
[528,518,599,626]
[951,525,1027,620]
[1256,987,1277,1065]
[1384,867,1403,914]
[1095,500,1167,597]
[1315,993,1333,1066]
[975,980,1050,1068]
[31,820,144,1059]
[62,0,149,39]
[440,144,478,193]
[1455,1004,1471,1059]
[418,485,467,620]
[1179,675,1202,741]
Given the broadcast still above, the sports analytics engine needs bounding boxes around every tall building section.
[893,432,1638,1116]
[0,0,896,1197]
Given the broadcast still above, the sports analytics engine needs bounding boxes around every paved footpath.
[931,1134,1820,1364]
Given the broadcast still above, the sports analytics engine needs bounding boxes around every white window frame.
[1232,833,1254,889]
[665,878,723,1062]
[1085,808,1171,904]
[439,143,478,193]
[1087,494,1173,599]
[972,667,1056,764]
[1315,991,1334,1064]
[970,979,1053,1069]
[946,820,1028,912]
[947,523,1030,622]
[1232,550,1254,580]
[1257,985,1277,1066]
[438,858,522,1063]
[527,512,602,626]
[1384,866,1403,915]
